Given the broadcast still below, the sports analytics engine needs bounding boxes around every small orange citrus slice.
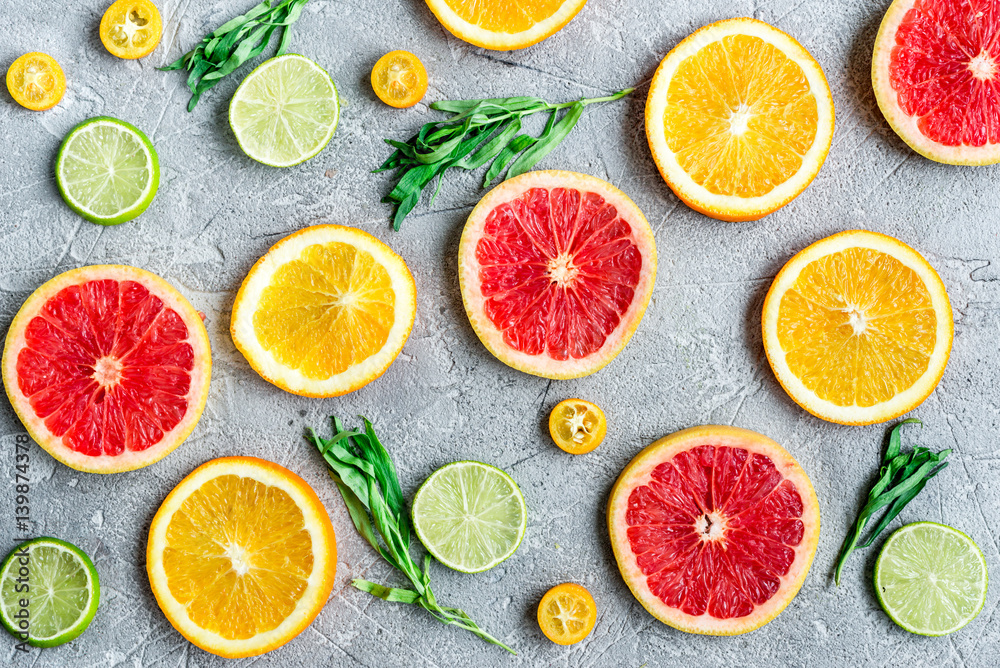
[371,51,428,108]
[762,230,953,425]
[424,0,588,50]
[537,583,597,645]
[100,0,162,59]
[6,53,65,111]
[549,398,607,454]
[645,18,835,221]
[147,457,336,658]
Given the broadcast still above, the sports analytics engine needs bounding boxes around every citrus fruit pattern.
[5,52,65,111]
[537,583,597,645]
[371,50,428,108]
[2,266,211,473]
[424,0,589,50]
[608,426,820,635]
[645,18,835,221]
[459,170,657,379]
[231,225,416,397]
[873,0,1000,165]
[147,457,336,658]
[762,230,953,425]
[549,398,607,454]
[100,0,163,59]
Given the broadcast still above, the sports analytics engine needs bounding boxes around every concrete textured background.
[1,0,999,666]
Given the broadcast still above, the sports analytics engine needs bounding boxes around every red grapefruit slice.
[608,426,819,635]
[873,0,1000,165]
[2,266,212,473]
[458,170,657,379]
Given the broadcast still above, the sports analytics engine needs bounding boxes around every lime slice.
[874,522,988,636]
[411,461,527,574]
[0,537,100,647]
[55,116,159,225]
[229,54,340,167]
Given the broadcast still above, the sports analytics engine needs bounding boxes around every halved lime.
[55,116,159,225]
[874,522,987,636]
[412,461,527,574]
[0,537,100,647]
[229,54,339,167]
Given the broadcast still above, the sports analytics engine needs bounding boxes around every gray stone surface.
[2,0,999,666]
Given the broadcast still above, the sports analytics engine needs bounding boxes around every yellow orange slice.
[371,50,428,108]
[424,0,588,50]
[537,583,597,645]
[6,52,65,111]
[548,398,607,454]
[762,230,953,425]
[645,18,835,221]
[100,0,163,59]
[230,225,416,397]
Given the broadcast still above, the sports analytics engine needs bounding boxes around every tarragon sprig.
[376,88,633,229]
[307,417,515,654]
[161,0,312,111]
[834,419,951,584]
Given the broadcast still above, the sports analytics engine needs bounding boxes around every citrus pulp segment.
[371,50,428,108]
[873,0,1000,165]
[874,522,987,636]
[2,265,212,473]
[147,457,336,658]
[424,0,589,50]
[607,425,820,635]
[537,583,597,645]
[6,52,65,110]
[549,398,607,454]
[230,225,416,397]
[55,117,160,225]
[100,0,163,59]
[762,230,953,425]
[645,18,835,221]
[411,461,527,574]
[229,54,339,167]
[458,170,657,379]
[0,537,100,647]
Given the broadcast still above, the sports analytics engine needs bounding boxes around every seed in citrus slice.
[607,425,820,635]
[229,54,339,168]
[873,0,1000,165]
[875,522,988,636]
[371,50,428,108]
[6,52,65,111]
[100,0,162,59]
[230,224,416,397]
[762,230,953,425]
[55,116,160,225]
[537,583,597,645]
[411,461,526,574]
[2,265,212,473]
[0,537,100,647]
[147,456,336,658]
[549,398,606,454]
[458,170,657,380]
[424,0,588,50]
[645,18,835,221]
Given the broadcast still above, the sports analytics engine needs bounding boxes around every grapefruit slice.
[873,0,1000,165]
[608,426,819,635]
[458,170,657,379]
[2,266,212,473]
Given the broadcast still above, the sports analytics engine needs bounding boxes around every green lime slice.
[55,116,160,225]
[874,522,988,636]
[229,54,340,167]
[411,460,527,574]
[0,537,100,647]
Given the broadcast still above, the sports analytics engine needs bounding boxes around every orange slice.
[645,18,835,221]
[762,230,953,425]
[548,398,607,454]
[100,0,162,59]
[230,225,416,397]
[537,583,597,645]
[6,53,65,111]
[424,0,588,50]
[371,51,428,108]
[147,457,336,658]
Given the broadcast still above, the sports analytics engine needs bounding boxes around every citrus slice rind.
[2,265,212,474]
[607,425,820,635]
[458,170,657,380]
[146,457,336,658]
[762,230,953,425]
[230,225,416,398]
[872,0,1000,166]
[424,0,589,50]
[645,18,835,221]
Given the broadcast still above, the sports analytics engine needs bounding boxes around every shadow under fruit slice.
[147,457,336,658]
[458,170,657,380]
[607,426,819,635]
[2,265,211,473]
